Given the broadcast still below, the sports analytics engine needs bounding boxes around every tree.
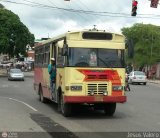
[0,8,35,58]
[122,23,160,68]
[0,3,4,9]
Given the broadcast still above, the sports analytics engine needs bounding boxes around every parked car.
[1,61,13,68]
[8,68,24,81]
[128,71,147,85]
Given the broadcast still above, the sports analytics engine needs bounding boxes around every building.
[143,62,160,79]
[27,50,34,61]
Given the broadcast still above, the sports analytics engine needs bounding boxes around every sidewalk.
[147,79,160,84]
[0,69,7,77]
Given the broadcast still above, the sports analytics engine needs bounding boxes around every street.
[0,76,160,138]
[1,1,160,138]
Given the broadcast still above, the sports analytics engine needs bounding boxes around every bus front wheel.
[104,103,116,116]
[60,95,72,117]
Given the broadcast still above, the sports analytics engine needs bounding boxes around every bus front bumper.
[64,96,126,103]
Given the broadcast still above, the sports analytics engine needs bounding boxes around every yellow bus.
[34,28,127,117]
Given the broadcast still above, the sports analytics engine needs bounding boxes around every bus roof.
[35,29,124,48]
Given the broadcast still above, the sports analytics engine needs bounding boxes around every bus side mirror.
[62,44,68,56]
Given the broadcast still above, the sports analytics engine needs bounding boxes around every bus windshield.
[68,48,125,68]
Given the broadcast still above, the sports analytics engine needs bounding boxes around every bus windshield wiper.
[97,56,114,70]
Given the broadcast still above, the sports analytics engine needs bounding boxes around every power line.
[68,1,93,23]
[46,0,89,26]
[53,0,90,23]
[75,0,100,20]
[1,0,160,19]
[76,0,115,26]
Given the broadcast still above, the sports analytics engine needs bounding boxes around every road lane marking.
[8,97,38,112]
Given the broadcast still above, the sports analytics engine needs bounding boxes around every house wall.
[143,62,160,79]
[156,62,160,79]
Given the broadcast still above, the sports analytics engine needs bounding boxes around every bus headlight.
[70,86,82,91]
[103,91,108,95]
[112,86,123,91]
[90,90,94,96]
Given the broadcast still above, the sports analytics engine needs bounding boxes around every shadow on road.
[39,99,127,120]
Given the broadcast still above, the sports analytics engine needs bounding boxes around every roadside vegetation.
[122,23,160,68]
[0,5,34,58]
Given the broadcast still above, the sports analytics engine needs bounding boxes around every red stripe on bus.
[77,69,121,85]
[112,91,123,96]
[64,96,126,103]
[34,68,44,83]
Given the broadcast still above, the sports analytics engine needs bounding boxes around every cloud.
[1,0,160,39]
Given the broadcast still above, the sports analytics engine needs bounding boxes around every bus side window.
[57,56,65,67]
[57,47,65,67]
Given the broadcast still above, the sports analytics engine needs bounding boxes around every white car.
[8,68,24,81]
[128,71,147,85]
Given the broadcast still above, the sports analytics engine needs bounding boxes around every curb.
[148,80,160,84]
[0,73,7,77]
[0,75,7,78]
[148,81,160,84]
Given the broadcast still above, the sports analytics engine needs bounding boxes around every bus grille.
[87,83,107,95]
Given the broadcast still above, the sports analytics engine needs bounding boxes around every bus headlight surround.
[90,90,94,96]
[112,86,123,91]
[103,91,108,95]
[70,86,82,91]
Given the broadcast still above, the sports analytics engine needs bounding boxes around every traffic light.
[131,0,138,16]
[150,0,159,8]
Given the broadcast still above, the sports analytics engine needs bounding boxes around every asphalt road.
[0,76,160,138]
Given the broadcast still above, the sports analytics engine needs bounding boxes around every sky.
[1,0,160,39]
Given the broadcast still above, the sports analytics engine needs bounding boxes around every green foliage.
[122,23,160,67]
[0,8,35,58]
[0,3,4,8]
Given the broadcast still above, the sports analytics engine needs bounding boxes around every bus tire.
[60,94,72,117]
[104,103,116,116]
[39,85,47,103]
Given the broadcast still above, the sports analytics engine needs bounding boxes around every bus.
[34,28,127,117]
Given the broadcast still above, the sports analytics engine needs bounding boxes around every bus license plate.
[95,96,103,101]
